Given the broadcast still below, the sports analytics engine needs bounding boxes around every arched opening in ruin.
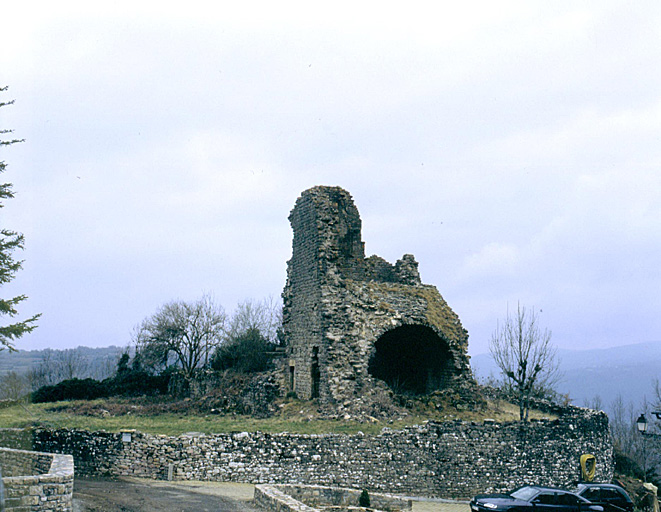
[368,325,454,395]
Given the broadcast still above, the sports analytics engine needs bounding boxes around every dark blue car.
[576,483,634,512]
[471,486,605,512]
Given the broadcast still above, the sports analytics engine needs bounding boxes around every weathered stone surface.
[4,408,613,499]
[255,484,412,512]
[0,446,73,512]
[282,186,477,413]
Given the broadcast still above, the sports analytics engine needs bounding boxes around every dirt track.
[72,476,470,512]
[73,477,261,512]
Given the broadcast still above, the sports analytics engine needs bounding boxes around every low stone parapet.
[1,447,74,512]
[254,484,411,512]
[276,484,411,511]
[255,485,319,512]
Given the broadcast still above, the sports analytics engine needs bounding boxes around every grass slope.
[0,396,556,436]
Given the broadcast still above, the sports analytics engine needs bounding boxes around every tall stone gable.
[282,186,474,409]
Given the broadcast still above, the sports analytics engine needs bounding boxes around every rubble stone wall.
[0,447,74,512]
[254,484,412,512]
[254,485,318,512]
[275,484,412,510]
[3,411,613,499]
[0,446,52,477]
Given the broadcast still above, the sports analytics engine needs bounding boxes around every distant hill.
[0,345,125,380]
[470,341,661,413]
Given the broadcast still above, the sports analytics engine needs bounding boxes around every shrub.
[211,328,276,374]
[106,368,171,397]
[32,378,108,403]
[31,367,173,403]
[359,489,370,508]
[614,449,644,480]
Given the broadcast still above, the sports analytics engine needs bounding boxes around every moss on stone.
[364,282,466,345]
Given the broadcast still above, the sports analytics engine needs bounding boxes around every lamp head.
[637,414,648,434]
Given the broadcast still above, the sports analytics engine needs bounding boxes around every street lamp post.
[637,414,648,435]
[637,413,661,437]
[636,411,661,482]
[637,414,649,482]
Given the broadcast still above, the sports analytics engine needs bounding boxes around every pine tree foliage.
[0,86,40,351]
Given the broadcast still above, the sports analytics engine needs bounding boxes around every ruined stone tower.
[282,186,474,409]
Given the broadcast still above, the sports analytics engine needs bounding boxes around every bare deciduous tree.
[584,394,603,411]
[0,371,28,400]
[226,296,282,344]
[489,303,560,421]
[56,348,89,380]
[134,295,226,381]
[27,347,94,388]
[27,348,56,389]
[611,393,661,483]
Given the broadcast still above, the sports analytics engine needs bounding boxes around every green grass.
[0,396,556,437]
[0,401,424,436]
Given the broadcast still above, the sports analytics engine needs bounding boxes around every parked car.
[470,486,605,512]
[576,484,634,512]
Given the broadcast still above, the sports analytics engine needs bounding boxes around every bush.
[211,328,276,374]
[359,490,370,508]
[106,367,172,397]
[614,449,644,480]
[32,378,108,403]
[31,366,173,403]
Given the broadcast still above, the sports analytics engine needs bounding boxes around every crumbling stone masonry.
[4,409,613,499]
[282,186,474,408]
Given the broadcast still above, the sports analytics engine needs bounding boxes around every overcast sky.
[1,1,660,356]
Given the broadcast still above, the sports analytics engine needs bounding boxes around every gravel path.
[73,477,261,512]
[73,476,471,512]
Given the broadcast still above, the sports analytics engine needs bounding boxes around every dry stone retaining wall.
[0,447,73,512]
[255,485,319,512]
[274,484,412,510]
[3,410,613,499]
[254,484,412,512]
[0,447,52,477]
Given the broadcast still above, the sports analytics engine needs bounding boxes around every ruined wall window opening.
[289,363,296,391]
[368,325,454,395]
[340,230,357,257]
[310,347,320,399]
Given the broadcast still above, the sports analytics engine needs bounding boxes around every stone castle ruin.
[282,186,476,411]
[0,186,615,502]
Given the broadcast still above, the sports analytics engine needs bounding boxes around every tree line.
[589,386,661,489]
[28,296,282,403]
[132,295,281,381]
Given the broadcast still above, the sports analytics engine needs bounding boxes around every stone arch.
[368,324,455,395]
